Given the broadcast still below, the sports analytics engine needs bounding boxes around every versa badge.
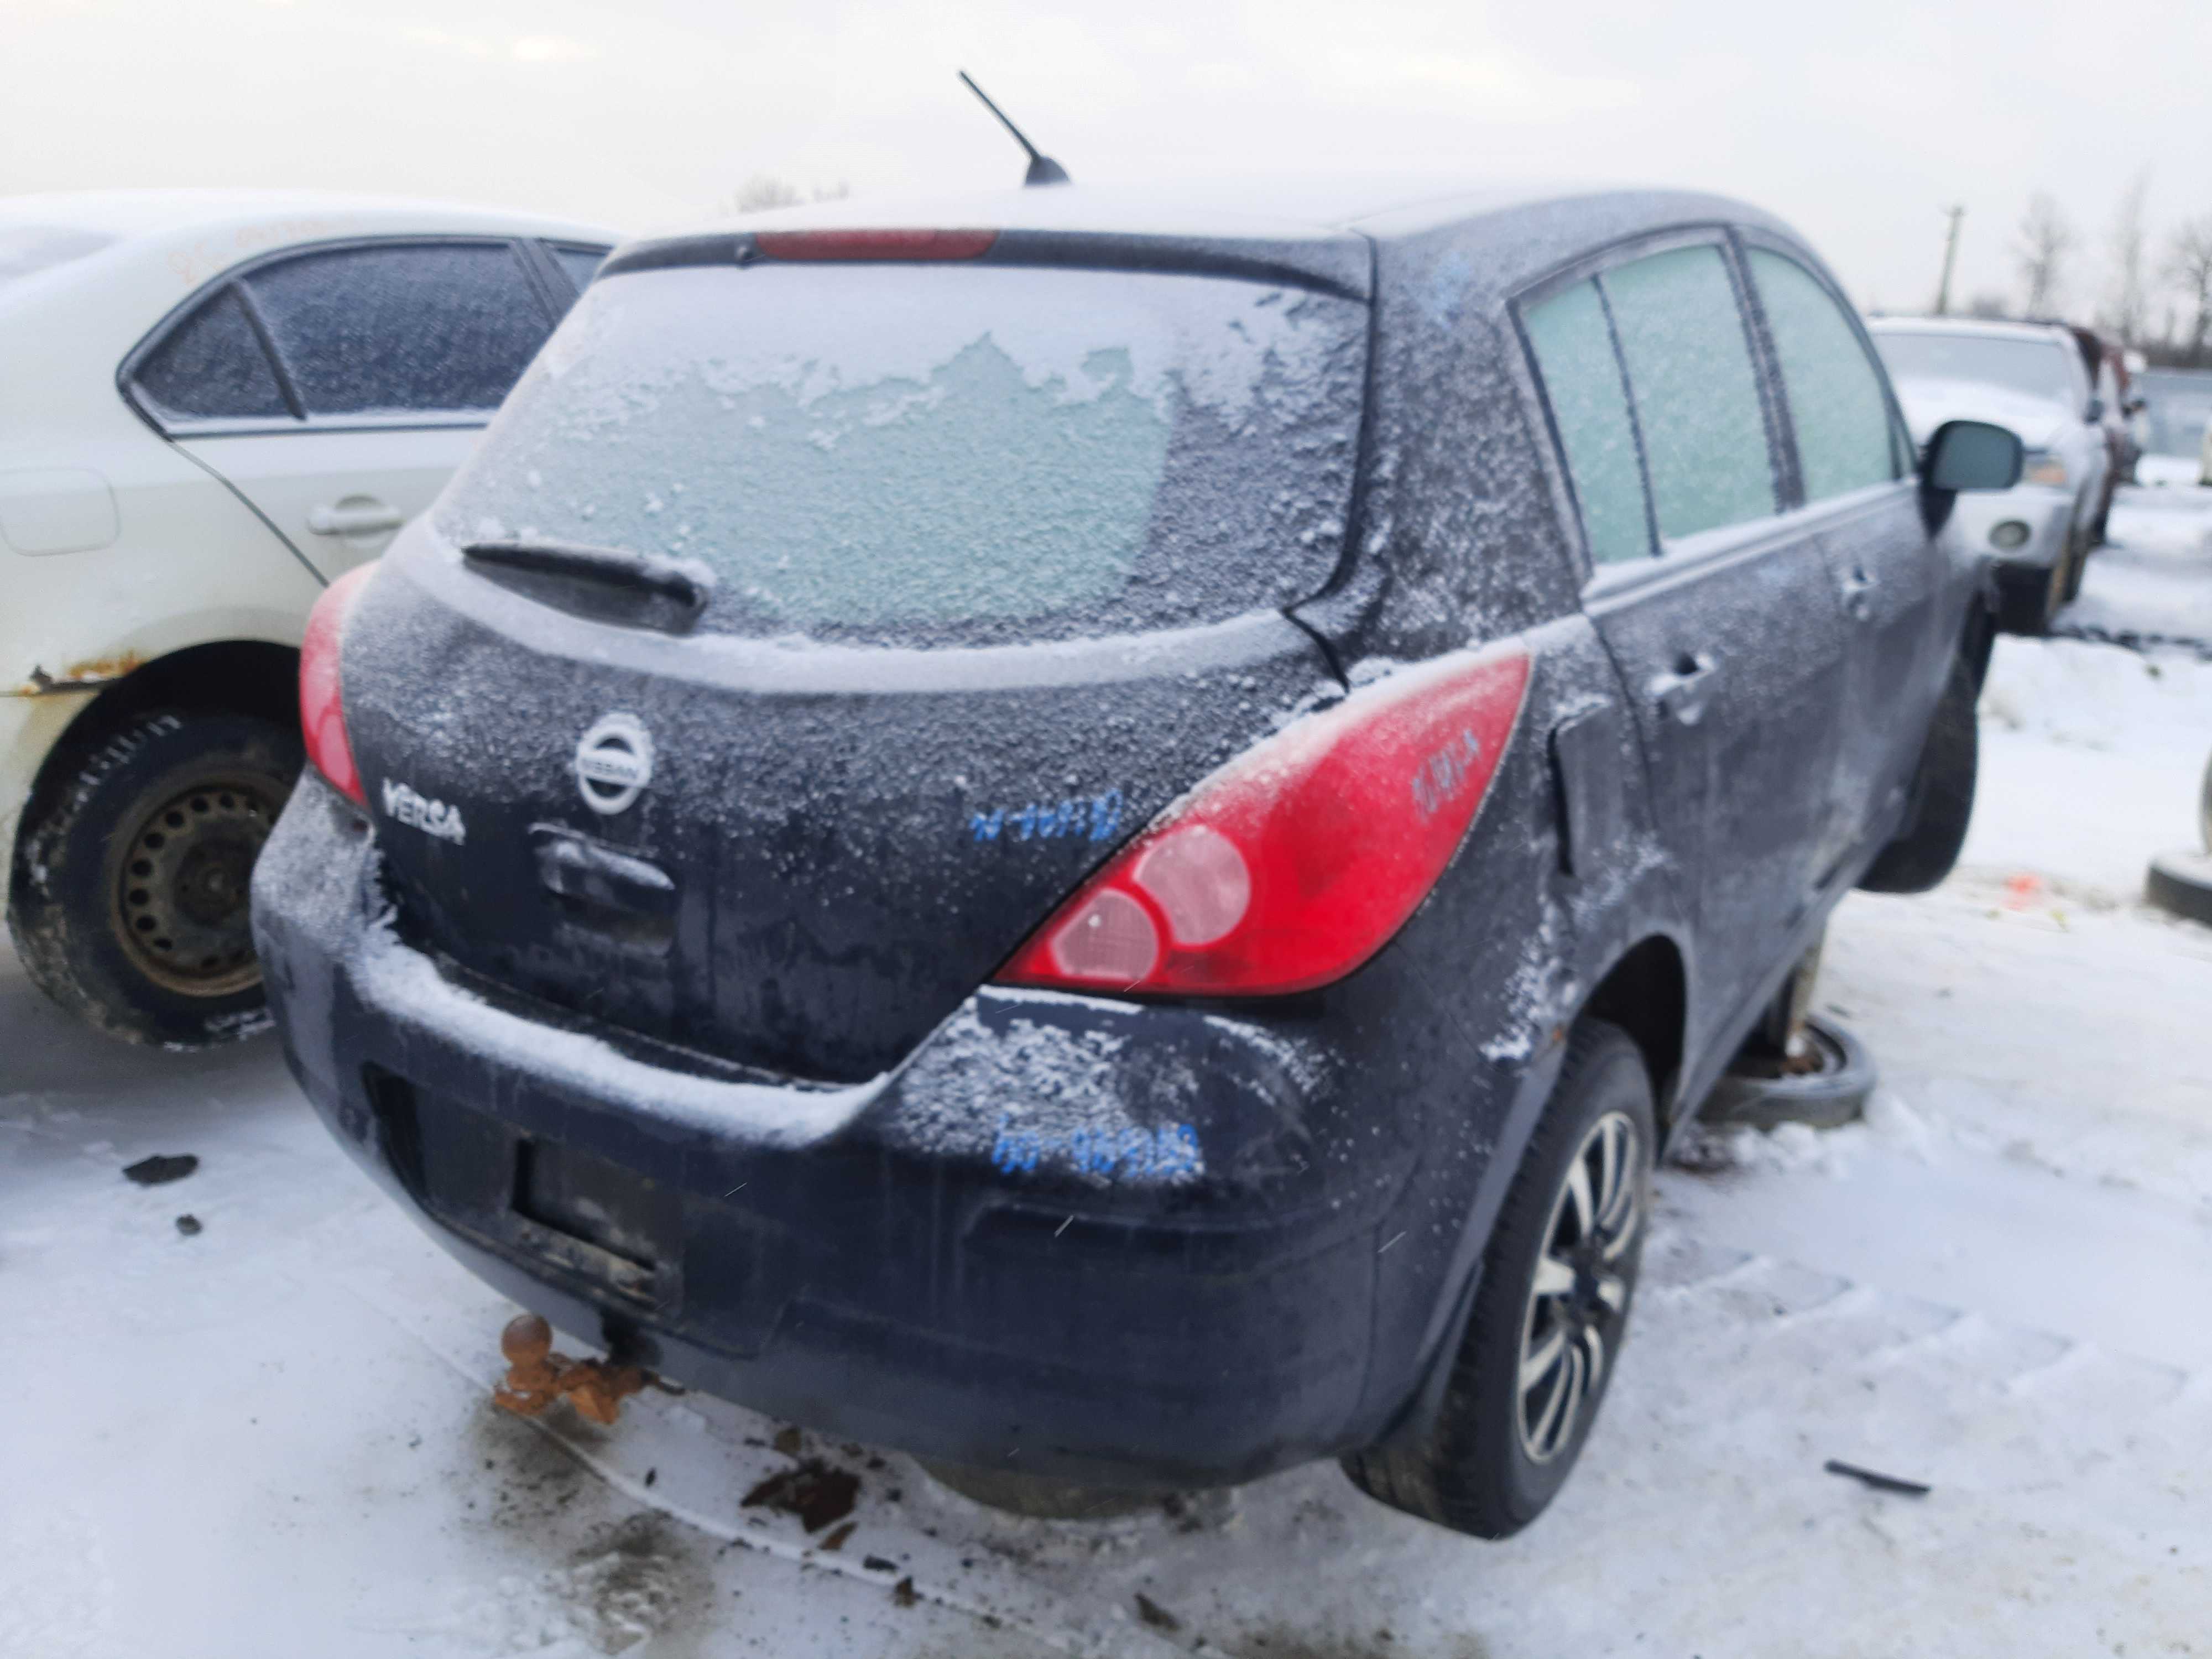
[380,779,466,844]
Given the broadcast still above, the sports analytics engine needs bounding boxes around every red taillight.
[752,228,998,262]
[299,564,375,807]
[998,643,1532,997]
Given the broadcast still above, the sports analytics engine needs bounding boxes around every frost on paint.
[883,993,1208,1188]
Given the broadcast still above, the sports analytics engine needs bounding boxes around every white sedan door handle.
[307,501,405,536]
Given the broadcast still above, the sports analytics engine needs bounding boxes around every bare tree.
[2101,171,2152,345]
[726,175,854,216]
[732,175,804,213]
[2013,192,2076,317]
[2167,216,2212,366]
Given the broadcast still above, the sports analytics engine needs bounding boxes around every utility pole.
[1934,205,1965,316]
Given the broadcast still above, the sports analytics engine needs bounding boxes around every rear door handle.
[306,501,405,536]
[1839,566,1876,622]
[1648,653,1719,726]
[532,826,676,917]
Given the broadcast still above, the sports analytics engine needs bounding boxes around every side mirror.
[1924,419,2023,492]
[2084,397,2106,424]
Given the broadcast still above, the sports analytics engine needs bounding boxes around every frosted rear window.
[1601,246,1777,541]
[1525,279,1653,564]
[437,262,1366,644]
[133,288,290,423]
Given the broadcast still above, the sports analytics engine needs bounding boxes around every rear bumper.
[254,776,1532,1487]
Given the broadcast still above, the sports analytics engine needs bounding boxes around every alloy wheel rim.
[111,775,281,996]
[1515,1108,1644,1465]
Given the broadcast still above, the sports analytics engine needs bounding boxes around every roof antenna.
[957,71,1070,187]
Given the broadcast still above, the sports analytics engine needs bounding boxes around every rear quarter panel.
[1,395,321,874]
[1332,606,1690,1438]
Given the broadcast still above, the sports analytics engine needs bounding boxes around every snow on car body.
[0,191,614,1045]
[252,180,2019,1538]
[1869,316,2112,633]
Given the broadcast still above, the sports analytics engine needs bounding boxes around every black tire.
[1702,1013,1875,1131]
[7,709,300,1047]
[1859,658,1978,895]
[2145,849,2212,927]
[1342,1020,1653,1540]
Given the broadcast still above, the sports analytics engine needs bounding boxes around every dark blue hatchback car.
[253,180,2018,1538]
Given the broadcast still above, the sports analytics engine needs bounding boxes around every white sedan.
[2,191,616,1046]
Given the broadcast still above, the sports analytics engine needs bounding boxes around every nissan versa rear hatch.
[344,244,1370,1079]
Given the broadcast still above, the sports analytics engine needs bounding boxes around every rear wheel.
[7,709,299,1046]
[1859,656,1978,895]
[1342,1020,1653,1538]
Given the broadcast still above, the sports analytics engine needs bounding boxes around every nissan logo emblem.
[575,713,654,815]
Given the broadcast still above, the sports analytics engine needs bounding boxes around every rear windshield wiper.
[462,539,713,634]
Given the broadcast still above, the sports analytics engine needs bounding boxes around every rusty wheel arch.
[23,640,301,828]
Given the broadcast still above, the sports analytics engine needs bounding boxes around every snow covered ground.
[2060,479,2212,650]
[3,490,2207,1659]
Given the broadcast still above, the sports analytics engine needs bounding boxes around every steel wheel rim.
[110,774,281,996]
[1515,1108,1644,1465]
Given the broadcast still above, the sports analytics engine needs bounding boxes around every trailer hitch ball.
[493,1311,650,1427]
[502,1313,556,1370]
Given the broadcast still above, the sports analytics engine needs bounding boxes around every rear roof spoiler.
[599,227,1372,302]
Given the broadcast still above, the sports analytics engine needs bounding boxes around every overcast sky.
[7,0,2207,326]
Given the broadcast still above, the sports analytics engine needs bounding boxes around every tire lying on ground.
[1700,1013,1876,1131]
[7,709,300,1047]
[1342,1019,1653,1540]
[1859,656,1979,895]
[2145,849,2212,927]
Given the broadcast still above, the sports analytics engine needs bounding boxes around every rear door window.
[438,262,1368,645]
[1600,246,1777,541]
[131,288,291,423]
[1747,249,1900,502]
[244,242,553,417]
[1525,279,1653,564]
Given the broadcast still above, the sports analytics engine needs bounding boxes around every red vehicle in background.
[2060,324,2141,543]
